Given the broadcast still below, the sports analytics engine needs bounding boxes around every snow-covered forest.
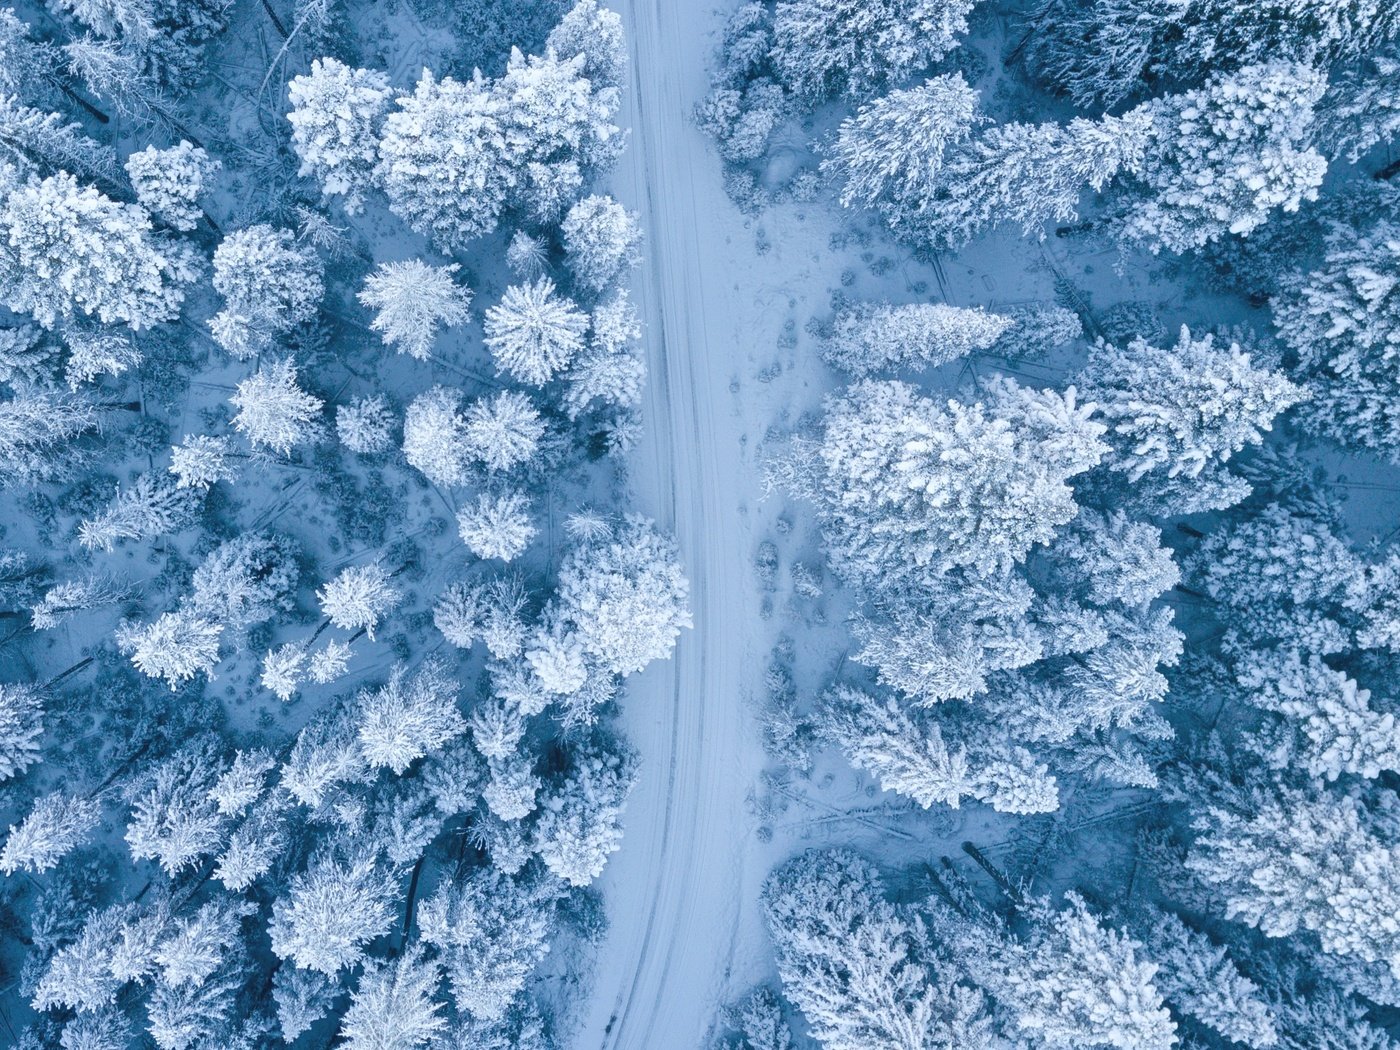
[0,0,1398,1047]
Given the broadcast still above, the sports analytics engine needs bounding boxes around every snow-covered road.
[575,1,768,1046]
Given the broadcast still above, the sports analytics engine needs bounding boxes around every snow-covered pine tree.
[1274,219,1400,459]
[169,434,238,490]
[188,531,300,631]
[355,659,466,774]
[359,260,472,361]
[63,326,143,387]
[116,609,223,688]
[402,385,473,486]
[124,744,227,874]
[0,170,193,329]
[229,357,325,455]
[317,562,400,640]
[770,0,974,103]
[764,848,995,1050]
[287,57,393,214]
[822,300,1011,376]
[268,850,400,975]
[209,225,323,358]
[417,866,556,1020]
[78,472,198,552]
[0,792,98,874]
[339,945,446,1050]
[462,390,546,472]
[0,388,98,486]
[823,73,982,235]
[1079,326,1305,513]
[484,278,589,386]
[337,394,395,454]
[562,291,645,417]
[1122,62,1328,253]
[546,0,628,91]
[1187,776,1400,976]
[554,515,691,675]
[457,490,536,561]
[124,141,218,231]
[0,681,43,780]
[561,194,642,294]
[376,69,509,249]
[532,737,636,885]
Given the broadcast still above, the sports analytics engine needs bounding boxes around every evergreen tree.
[533,738,636,885]
[359,260,472,361]
[229,358,325,454]
[546,0,628,91]
[484,278,589,386]
[287,57,394,213]
[0,388,98,486]
[0,793,98,874]
[417,867,556,1020]
[340,946,447,1050]
[318,562,401,640]
[0,681,42,780]
[822,300,1011,376]
[0,170,193,329]
[561,194,642,294]
[209,226,323,358]
[124,141,217,231]
[116,609,223,688]
[1122,62,1328,253]
[268,850,400,975]
[337,394,395,454]
[1080,326,1305,512]
[457,489,536,561]
[168,434,238,490]
[770,0,973,102]
[463,390,546,472]
[356,659,466,774]
[124,744,226,874]
[403,385,473,487]
[78,473,197,552]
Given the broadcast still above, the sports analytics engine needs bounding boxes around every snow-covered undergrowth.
[0,1,692,1047]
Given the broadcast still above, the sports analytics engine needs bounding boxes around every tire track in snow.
[579,1,754,1046]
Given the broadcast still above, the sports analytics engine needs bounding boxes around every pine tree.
[532,739,636,885]
[30,573,131,630]
[0,793,98,874]
[822,300,1011,376]
[555,515,691,676]
[770,0,973,103]
[355,659,466,774]
[561,194,642,294]
[417,867,556,1020]
[274,966,338,1043]
[188,531,299,630]
[78,473,198,552]
[823,74,982,234]
[124,141,217,231]
[318,562,400,640]
[340,945,446,1050]
[359,260,472,361]
[546,0,628,91]
[209,226,323,358]
[153,899,251,987]
[169,434,238,490]
[377,69,509,249]
[124,744,226,874]
[287,57,393,213]
[463,390,545,472]
[116,609,223,689]
[0,388,98,485]
[268,850,400,975]
[457,490,536,561]
[820,686,975,808]
[0,170,193,329]
[403,385,473,486]
[337,394,395,454]
[563,291,645,417]
[1122,62,1328,253]
[1274,219,1400,459]
[31,902,135,1012]
[764,849,995,1050]
[1080,326,1304,512]
[230,358,324,454]
[1141,910,1278,1048]
[484,278,589,386]
[483,751,541,820]
[0,681,42,780]
[1187,777,1400,975]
